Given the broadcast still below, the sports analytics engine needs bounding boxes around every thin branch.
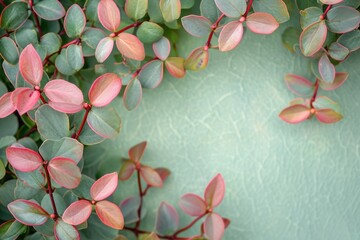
[43,163,59,219]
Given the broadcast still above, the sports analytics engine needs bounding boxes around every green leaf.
[200,0,221,23]
[64,4,86,38]
[41,193,67,215]
[181,0,195,9]
[14,169,46,190]
[39,137,83,163]
[33,218,54,237]
[35,105,70,140]
[85,0,100,24]
[159,0,181,22]
[76,115,105,146]
[0,2,29,31]
[214,0,246,18]
[148,0,164,23]
[123,78,142,111]
[300,7,322,30]
[14,180,42,200]
[81,28,106,57]
[55,45,84,75]
[33,0,66,21]
[8,200,49,226]
[54,220,79,240]
[295,0,318,10]
[181,15,212,38]
[138,60,164,89]
[337,0,360,8]
[318,54,335,83]
[0,37,19,64]
[313,96,340,112]
[328,42,349,61]
[41,33,62,56]
[87,106,121,138]
[0,180,16,206]
[281,27,301,53]
[125,0,148,20]
[14,29,39,49]
[72,175,95,200]
[300,20,327,56]
[326,6,360,33]
[0,220,27,240]
[337,30,360,52]
[137,21,164,43]
[0,115,18,138]
[252,0,289,23]
[0,160,5,180]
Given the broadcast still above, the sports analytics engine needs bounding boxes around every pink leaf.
[115,33,145,61]
[179,193,207,216]
[279,104,311,124]
[119,160,136,181]
[97,0,121,32]
[95,200,124,230]
[165,57,186,78]
[203,213,225,240]
[140,165,163,187]
[19,44,43,86]
[300,20,327,57]
[90,172,118,201]
[6,146,43,172]
[8,200,49,226]
[88,73,122,107]
[12,88,40,115]
[246,12,279,34]
[318,53,335,83]
[48,157,81,189]
[95,37,114,63]
[315,109,343,124]
[204,174,225,208]
[155,168,171,183]
[0,92,16,118]
[284,74,314,96]
[44,80,84,114]
[320,0,343,4]
[218,21,244,52]
[128,141,147,162]
[152,37,171,61]
[62,200,92,225]
[319,72,348,91]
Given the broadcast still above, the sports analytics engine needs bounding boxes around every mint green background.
[97,25,360,239]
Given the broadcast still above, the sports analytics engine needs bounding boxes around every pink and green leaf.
[48,157,81,189]
[0,92,16,118]
[320,0,343,4]
[152,37,171,61]
[95,200,124,230]
[128,141,147,162]
[156,202,179,235]
[155,168,171,183]
[97,0,121,32]
[64,4,86,38]
[54,220,80,240]
[119,196,140,224]
[95,37,114,63]
[214,0,246,18]
[319,72,348,91]
[119,160,136,181]
[318,54,335,83]
[279,104,311,124]
[123,77,142,111]
[218,21,244,52]
[326,6,360,34]
[159,0,181,22]
[284,74,314,96]
[204,174,225,208]
[300,20,327,56]
[7,200,49,226]
[116,33,145,61]
[165,57,186,78]
[6,146,43,172]
[179,193,207,216]
[246,12,279,34]
[184,47,209,71]
[90,172,118,201]
[140,165,163,187]
[19,44,43,86]
[138,60,164,89]
[181,15,212,38]
[88,73,122,107]
[62,200,92,226]
[315,109,343,124]
[86,106,121,138]
[203,213,225,240]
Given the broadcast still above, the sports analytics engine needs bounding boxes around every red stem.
[29,0,43,37]
[40,94,47,104]
[243,0,254,18]
[0,0,6,7]
[134,169,143,233]
[43,38,80,65]
[321,5,332,19]
[310,79,319,109]
[72,105,91,140]
[43,163,59,219]
[173,212,208,237]
[114,22,142,36]
[205,14,225,48]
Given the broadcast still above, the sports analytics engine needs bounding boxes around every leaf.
[72,174,95,199]
[300,20,327,56]
[165,57,186,78]
[139,233,160,240]
[90,172,118,201]
[0,92,16,118]
[14,169,46,190]
[284,74,313,96]
[6,146,43,172]
[0,220,27,240]
[179,193,207,216]
[279,104,311,124]
[203,213,225,240]
[119,160,136,180]
[155,168,171,183]
[320,0,343,3]
[0,160,5,180]
[218,21,243,52]
[48,157,81,189]
[54,220,80,240]
[181,15,212,38]
[40,193,66,215]
[95,200,124,229]
[140,165,163,187]
[64,4,86,38]
[44,80,84,114]
[328,42,349,61]
[159,0,181,22]
[33,0,66,21]
[12,88,40,116]
[7,200,49,226]
[35,105,70,140]
[125,0,148,20]
[252,0,289,23]
[214,0,246,18]
[156,202,179,235]
[299,7,322,30]
[246,12,279,34]
[148,0,164,23]
[319,72,348,91]
[62,200,92,225]
[123,78,142,111]
[88,73,122,107]
[153,37,171,61]
[39,138,84,164]
[200,0,221,23]
[41,33,62,56]
[204,174,225,208]
[326,6,360,34]
[19,44,43,86]
[337,30,360,52]
[184,47,209,71]
[137,21,164,43]
[318,54,335,83]
[55,46,84,76]
[119,196,140,224]
[0,37,19,64]
[0,2,28,31]
[87,106,121,138]
[315,109,343,124]
[81,28,107,57]
[129,141,147,162]
[98,0,121,32]
[116,33,145,61]
[95,37,114,63]
[313,96,340,113]
[138,60,164,89]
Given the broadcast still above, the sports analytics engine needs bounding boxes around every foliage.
[0,0,358,239]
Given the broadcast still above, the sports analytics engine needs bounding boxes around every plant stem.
[43,163,59,219]
[172,212,207,237]
[321,5,332,19]
[134,169,143,233]
[205,14,225,48]
[29,0,43,37]
[114,22,142,36]
[0,0,6,7]
[310,79,319,109]
[72,105,91,140]
[40,94,47,104]
[23,125,37,137]
[43,38,81,65]
[244,0,254,18]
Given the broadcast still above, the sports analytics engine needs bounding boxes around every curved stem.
[114,22,142,36]
[29,0,43,37]
[310,79,319,109]
[0,0,6,7]
[243,0,254,18]
[173,212,208,237]
[72,105,91,140]
[43,163,59,219]
[321,5,332,19]
[205,14,225,48]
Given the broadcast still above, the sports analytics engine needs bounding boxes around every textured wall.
[97,25,360,240]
